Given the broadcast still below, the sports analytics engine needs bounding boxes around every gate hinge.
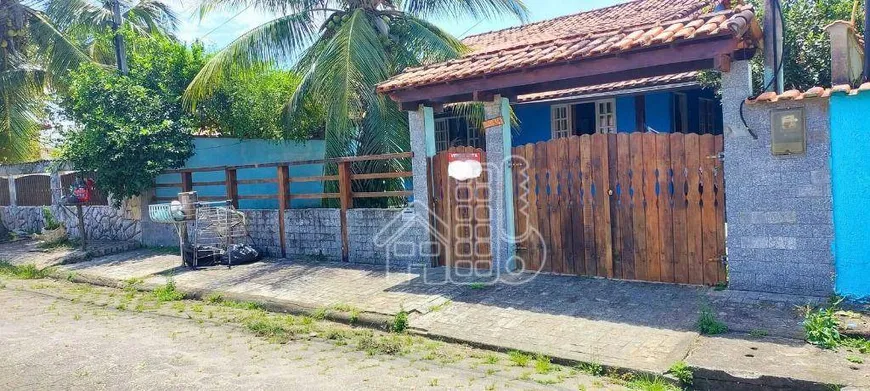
[706,152,725,161]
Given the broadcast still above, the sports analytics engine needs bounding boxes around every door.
[430,146,492,270]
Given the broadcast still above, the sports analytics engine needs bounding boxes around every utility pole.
[763,0,784,93]
[110,0,129,75]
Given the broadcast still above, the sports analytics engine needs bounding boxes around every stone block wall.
[0,206,44,234]
[0,205,141,242]
[725,98,835,296]
[244,210,282,257]
[347,208,426,267]
[284,209,342,260]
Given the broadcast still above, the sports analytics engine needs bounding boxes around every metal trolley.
[148,195,248,268]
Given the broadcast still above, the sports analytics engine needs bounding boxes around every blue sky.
[169,0,625,51]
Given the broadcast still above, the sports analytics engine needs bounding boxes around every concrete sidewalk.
[35,249,870,389]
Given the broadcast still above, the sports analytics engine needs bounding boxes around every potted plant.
[40,207,67,243]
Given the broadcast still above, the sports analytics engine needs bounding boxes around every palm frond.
[196,0,331,19]
[389,15,468,67]
[184,10,319,107]
[44,0,114,31]
[24,8,91,80]
[307,9,390,158]
[402,0,529,23]
[125,0,180,36]
[0,68,46,162]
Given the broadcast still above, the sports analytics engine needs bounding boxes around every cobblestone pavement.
[0,282,626,391]
[7,245,865,387]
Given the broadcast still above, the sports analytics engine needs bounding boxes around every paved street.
[0,281,629,391]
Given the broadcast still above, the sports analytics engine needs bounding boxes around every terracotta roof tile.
[516,72,700,103]
[378,0,759,94]
[746,87,832,103]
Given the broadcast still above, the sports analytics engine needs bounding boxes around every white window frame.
[595,99,616,134]
[551,104,572,139]
[699,98,715,134]
[673,92,689,133]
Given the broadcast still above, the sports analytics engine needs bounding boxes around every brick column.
[483,97,516,273]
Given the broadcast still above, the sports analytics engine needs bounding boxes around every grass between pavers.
[0,265,688,390]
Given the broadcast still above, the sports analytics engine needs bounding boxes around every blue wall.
[644,92,672,133]
[513,102,551,146]
[830,92,870,299]
[616,96,636,133]
[155,137,327,209]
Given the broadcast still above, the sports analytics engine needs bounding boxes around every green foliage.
[60,31,199,205]
[804,305,842,348]
[697,306,728,335]
[41,207,61,230]
[626,375,680,391]
[152,279,184,302]
[508,350,531,367]
[533,355,555,374]
[391,307,409,333]
[0,262,47,279]
[846,355,864,364]
[198,68,324,140]
[469,282,487,290]
[357,333,407,355]
[667,361,693,386]
[703,0,866,95]
[577,361,604,376]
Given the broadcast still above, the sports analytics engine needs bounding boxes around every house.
[409,0,748,153]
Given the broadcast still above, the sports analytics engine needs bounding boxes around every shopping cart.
[148,196,249,268]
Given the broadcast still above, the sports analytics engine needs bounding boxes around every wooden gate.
[431,147,492,270]
[15,174,52,206]
[511,133,726,286]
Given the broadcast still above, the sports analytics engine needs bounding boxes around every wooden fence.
[14,174,52,206]
[157,152,414,260]
[511,133,726,286]
[0,177,9,206]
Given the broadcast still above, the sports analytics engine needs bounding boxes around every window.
[435,118,449,152]
[551,105,572,139]
[699,98,716,134]
[673,93,688,133]
[434,115,482,153]
[595,99,616,134]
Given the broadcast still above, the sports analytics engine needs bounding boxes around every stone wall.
[0,206,44,234]
[245,210,282,257]
[725,98,835,297]
[284,209,342,260]
[347,208,426,267]
[0,205,141,242]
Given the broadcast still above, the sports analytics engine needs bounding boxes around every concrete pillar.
[408,106,436,255]
[7,175,17,207]
[721,60,754,138]
[825,21,865,86]
[483,96,516,273]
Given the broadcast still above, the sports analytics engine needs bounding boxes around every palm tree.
[0,0,90,163]
[184,0,527,205]
[45,0,179,64]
